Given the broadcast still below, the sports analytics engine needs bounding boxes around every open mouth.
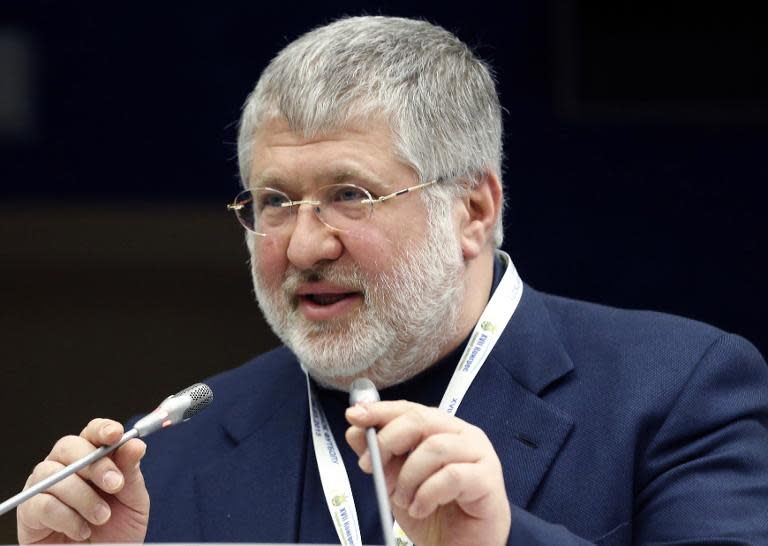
[301,292,359,306]
[296,290,364,320]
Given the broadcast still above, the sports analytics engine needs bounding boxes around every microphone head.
[158,382,214,424]
[349,377,380,405]
[133,382,214,437]
[172,383,214,420]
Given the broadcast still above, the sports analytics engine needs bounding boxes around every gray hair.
[237,16,505,247]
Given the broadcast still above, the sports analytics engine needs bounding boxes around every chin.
[297,355,375,389]
[302,368,361,391]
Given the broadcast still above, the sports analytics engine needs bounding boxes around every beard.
[250,210,466,389]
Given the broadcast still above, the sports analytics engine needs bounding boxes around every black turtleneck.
[298,255,504,544]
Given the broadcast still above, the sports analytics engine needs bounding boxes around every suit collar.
[195,351,309,542]
[490,283,574,394]
[220,353,307,444]
[459,283,575,508]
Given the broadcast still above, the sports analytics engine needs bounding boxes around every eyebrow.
[252,168,390,193]
[331,170,388,192]
[252,175,289,190]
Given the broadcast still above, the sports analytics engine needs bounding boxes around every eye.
[329,186,369,203]
[256,191,290,211]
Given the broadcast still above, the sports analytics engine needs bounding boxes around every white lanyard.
[306,251,523,546]
[306,382,363,546]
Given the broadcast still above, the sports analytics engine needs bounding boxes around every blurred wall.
[1,2,766,542]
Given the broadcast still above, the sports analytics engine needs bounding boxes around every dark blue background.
[3,2,765,349]
[0,4,765,540]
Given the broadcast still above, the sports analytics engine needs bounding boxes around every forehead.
[248,117,415,188]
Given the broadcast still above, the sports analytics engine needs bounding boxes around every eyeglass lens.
[233,184,374,234]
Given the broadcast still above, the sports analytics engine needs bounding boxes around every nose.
[285,203,343,270]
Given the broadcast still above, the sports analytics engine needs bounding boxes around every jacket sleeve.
[506,334,768,545]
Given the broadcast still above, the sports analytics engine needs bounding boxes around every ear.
[458,170,502,260]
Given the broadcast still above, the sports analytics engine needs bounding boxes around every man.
[16,16,768,545]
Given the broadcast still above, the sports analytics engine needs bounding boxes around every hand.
[345,401,511,546]
[17,418,149,544]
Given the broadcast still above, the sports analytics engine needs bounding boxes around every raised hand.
[17,418,149,544]
[346,401,511,546]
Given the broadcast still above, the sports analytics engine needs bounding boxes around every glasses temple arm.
[364,179,439,204]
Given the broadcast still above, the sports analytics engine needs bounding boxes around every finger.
[112,438,146,473]
[345,400,420,428]
[110,439,149,509]
[375,407,464,465]
[392,432,484,509]
[345,425,368,457]
[383,454,405,497]
[346,402,429,463]
[26,460,112,526]
[355,438,408,506]
[347,425,404,480]
[80,418,125,447]
[18,492,93,543]
[407,462,497,520]
[46,435,125,494]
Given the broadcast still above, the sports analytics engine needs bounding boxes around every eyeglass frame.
[227,179,439,236]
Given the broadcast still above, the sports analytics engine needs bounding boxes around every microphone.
[349,378,395,546]
[0,383,213,517]
[133,382,214,436]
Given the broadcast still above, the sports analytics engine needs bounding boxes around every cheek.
[251,236,287,287]
[342,224,412,273]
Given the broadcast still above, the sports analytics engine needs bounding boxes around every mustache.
[281,263,370,296]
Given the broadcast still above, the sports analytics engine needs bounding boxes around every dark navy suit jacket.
[139,285,768,544]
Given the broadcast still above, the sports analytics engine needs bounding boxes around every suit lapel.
[194,364,309,542]
[458,285,575,508]
[191,283,575,537]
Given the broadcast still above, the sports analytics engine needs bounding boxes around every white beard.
[250,212,466,389]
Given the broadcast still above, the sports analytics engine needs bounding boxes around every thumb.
[111,439,149,513]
